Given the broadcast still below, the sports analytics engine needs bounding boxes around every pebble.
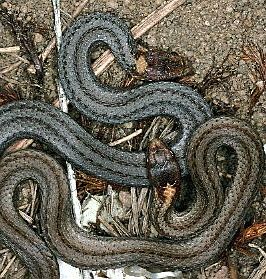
[34,32,44,44]
[106,0,119,10]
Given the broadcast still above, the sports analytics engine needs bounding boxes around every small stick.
[97,215,120,237]
[0,73,20,84]
[1,0,187,76]
[0,255,16,278]
[248,244,266,279]
[130,188,140,235]
[29,181,38,218]
[0,249,9,255]
[0,46,20,53]
[0,0,90,75]
[109,129,143,147]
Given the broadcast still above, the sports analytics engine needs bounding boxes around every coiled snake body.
[0,13,211,187]
[0,117,264,278]
[0,12,264,279]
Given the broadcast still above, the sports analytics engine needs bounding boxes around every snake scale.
[0,12,264,279]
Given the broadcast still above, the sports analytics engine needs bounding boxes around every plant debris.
[0,83,20,106]
[235,222,266,246]
[135,46,195,83]
[197,53,238,115]
[0,5,44,81]
[242,43,266,114]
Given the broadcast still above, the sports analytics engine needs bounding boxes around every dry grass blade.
[242,43,266,112]
[248,244,266,279]
[0,73,20,85]
[0,46,20,53]
[0,6,44,80]
[0,0,90,75]
[109,129,143,147]
[0,255,16,278]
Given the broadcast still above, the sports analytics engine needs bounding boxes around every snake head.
[147,138,181,205]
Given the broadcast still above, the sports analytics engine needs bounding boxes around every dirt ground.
[0,0,265,278]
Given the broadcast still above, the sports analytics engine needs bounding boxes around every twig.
[0,61,22,74]
[0,255,16,278]
[0,249,9,254]
[18,210,33,224]
[0,0,90,75]
[97,215,120,237]
[109,129,142,147]
[130,188,140,235]
[1,0,187,76]
[0,7,44,80]
[29,180,38,218]
[52,1,83,278]
[0,46,20,53]
[248,244,266,279]
[10,53,30,64]
[0,73,20,84]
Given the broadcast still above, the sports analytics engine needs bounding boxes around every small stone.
[20,5,28,14]
[233,19,240,25]
[226,6,233,13]
[106,0,118,10]
[1,2,9,9]
[34,32,44,44]
[146,34,157,46]
[155,0,164,5]
[220,95,229,104]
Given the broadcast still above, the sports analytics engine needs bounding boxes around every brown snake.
[0,117,264,278]
[147,118,265,239]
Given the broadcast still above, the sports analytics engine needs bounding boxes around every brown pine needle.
[109,129,143,147]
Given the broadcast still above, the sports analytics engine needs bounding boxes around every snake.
[0,12,211,187]
[147,137,219,238]
[0,117,264,278]
[147,118,265,240]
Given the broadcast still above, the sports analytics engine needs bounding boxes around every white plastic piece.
[58,259,83,279]
[81,195,105,225]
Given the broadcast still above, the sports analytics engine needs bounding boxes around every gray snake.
[0,12,211,187]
